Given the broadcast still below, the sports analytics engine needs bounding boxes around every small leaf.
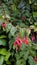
[6,23,12,33]
[9,39,15,50]
[33,12,37,17]
[10,26,17,36]
[0,56,4,65]
[0,48,11,56]
[28,56,36,65]
[0,15,3,19]
[6,61,11,65]
[19,28,24,38]
[0,35,6,39]
[5,52,11,61]
[0,39,7,46]
[0,48,11,61]
[18,1,25,9]
[29,0,32,4]
[30,50,36,57]
[24,51,29,60]
[12,4,17,12]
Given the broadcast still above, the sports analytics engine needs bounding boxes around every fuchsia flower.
[13,35,29,49]
[31,35,35,41]
[35,58,37,62]
[13,35,22,47]
[16,35,20,40]
[13,36,22,51]
[2,22,6,28]
[13,35,29,51]
[22,37,29,44]
[24,37,29,44]
[33,57,37,62]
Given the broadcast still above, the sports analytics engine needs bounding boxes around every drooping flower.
[22,37,29,44]
[14,39,22,47]
[33,57,37,62]
[14,41,17,47]
[13,35,29,51]
[16,46,18,52]
[13,35,22,46]
[16,35,20,40]
[34,57,37,62]
[31,35,35,41]
[13,38,22,52]
[2,22,6,28]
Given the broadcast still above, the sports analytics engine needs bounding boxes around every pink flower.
[33,57,37,62]
[13,41,17,47]
[25,38,29,44]
[13,35,22,47]
[13,35,29,51]
[13,39,22,51]
[31,36,35,41]
[2,22,6,28]
[16,35,20,40]
[22,37,29,44]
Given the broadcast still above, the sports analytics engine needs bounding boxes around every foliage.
[0,0,37,65]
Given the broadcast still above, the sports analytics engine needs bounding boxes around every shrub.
[0,0,37,65]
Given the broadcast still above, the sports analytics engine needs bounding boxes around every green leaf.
[29,0,32,4]
[28,56,36,65]
[2,3,10,16]
[0,19,4,26]
[32,44,37,50]
[16,60,26,65]
[0,48,11,61]
[22,44,27,51]
[6,23,12,33]
[5,52,11,61]
[30,50,36,57]
[0,49,7,55]
[0,48,11,56]
[24,51,29,60]
[33,12,37,17]
[0,15,3,19]
[12,4,17,12]
[9,39,15,50]
[34,22,37,26]
[0,39,7,46]
[6,61,11,65]
[34,27,37,32]
[0,56,4,65]
[19,28,25,38]
[0,35,6,39]
[18,1,25,9]
[10,26,17,36]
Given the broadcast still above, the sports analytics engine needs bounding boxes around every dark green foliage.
[0,0,37,65]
